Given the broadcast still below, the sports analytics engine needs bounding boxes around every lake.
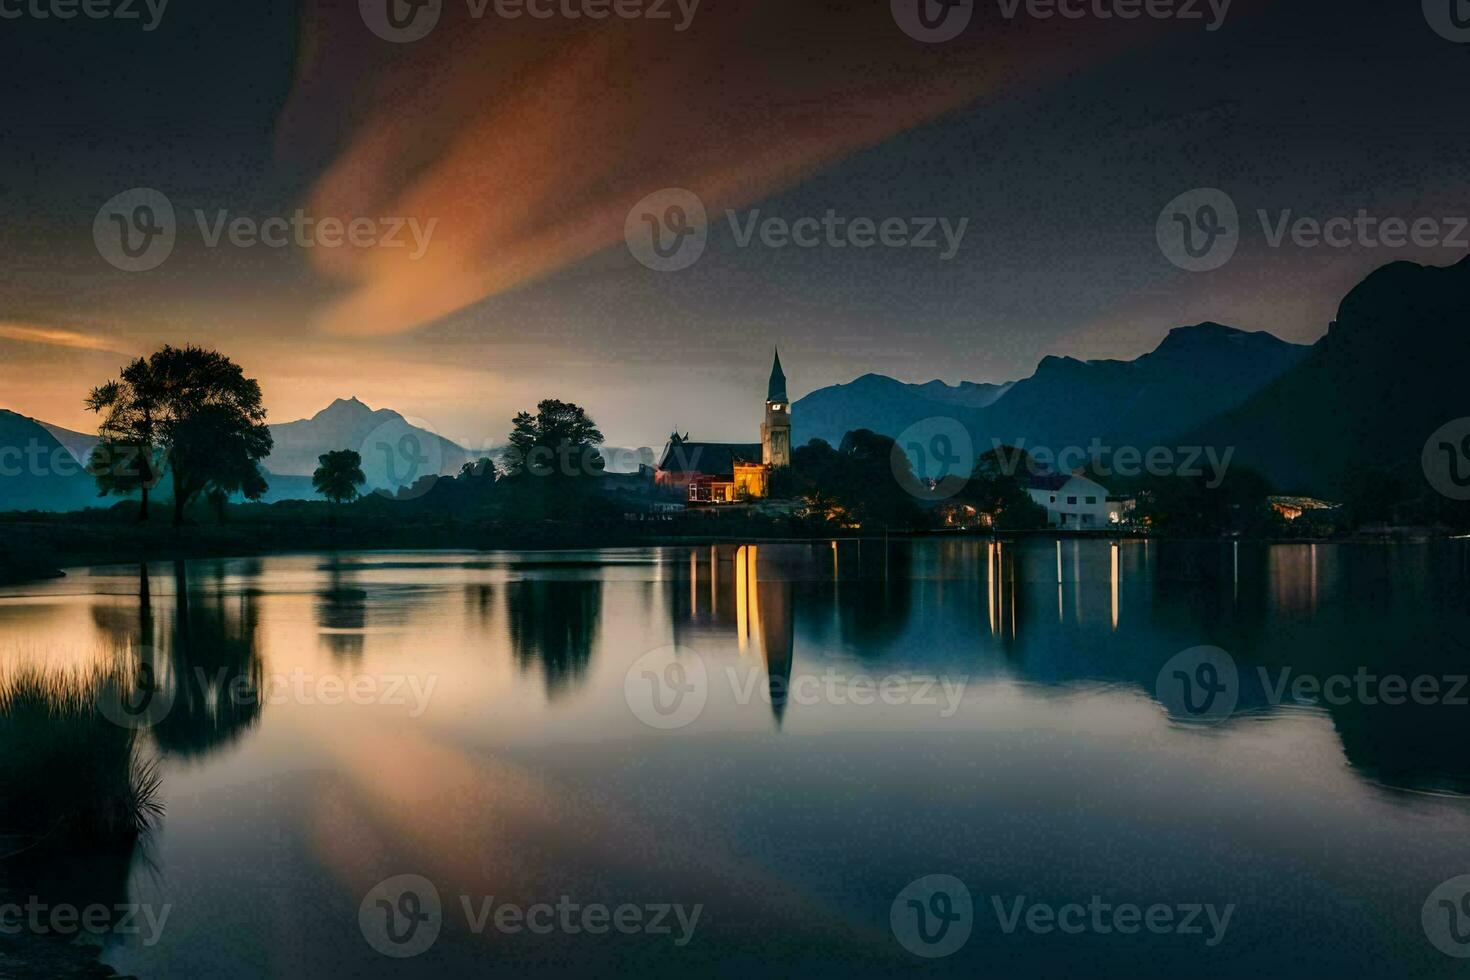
[2,538,1469,978]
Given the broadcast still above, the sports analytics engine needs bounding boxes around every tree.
[834,429,928,529]
[1131,467,1277,536]
[502,400,604,478]
[171,403,271,521]
[460,457,497,481]
[782,431,928,530]
[961,446,1048,530]
[88,346,273,526]
[498,401,608,523]
[85,358,166,520]
[86,438,164,516]
[313,450,367,505]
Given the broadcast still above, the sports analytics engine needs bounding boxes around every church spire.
[766,348,787,403]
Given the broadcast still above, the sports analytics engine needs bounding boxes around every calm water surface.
[3,539,1470,978]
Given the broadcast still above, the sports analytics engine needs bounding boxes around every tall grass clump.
[0,666,163,851]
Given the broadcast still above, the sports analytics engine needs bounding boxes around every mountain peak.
[314,396,392,423]
[1154,322,1279,353]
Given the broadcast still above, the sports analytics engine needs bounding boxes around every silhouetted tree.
[1133,468,1277,536]
[88,346,272,526]
[313,449,367,505]
[502,400,604,478]
[85,359,166,520]
[168,398,272,525]
[961,446,1049,529]
[86,438,163,517]
[782,431,927,529]
[460,457,497,480]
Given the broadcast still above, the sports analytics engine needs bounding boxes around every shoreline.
[0,518,1461,586]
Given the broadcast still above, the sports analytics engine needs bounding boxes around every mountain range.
[794,256,1470,498]
[794,322,1310,454]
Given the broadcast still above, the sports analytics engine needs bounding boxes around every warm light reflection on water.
[1,539,1469,978]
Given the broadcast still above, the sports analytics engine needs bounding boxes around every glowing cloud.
[281,0,1207,336]
[0,322,131,354]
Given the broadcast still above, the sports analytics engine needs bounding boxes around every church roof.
[767,349,787,402]
[657,440,762,476]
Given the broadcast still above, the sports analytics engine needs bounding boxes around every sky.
[1,0,1467,450]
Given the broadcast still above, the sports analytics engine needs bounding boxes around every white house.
[1026,473,1123,529]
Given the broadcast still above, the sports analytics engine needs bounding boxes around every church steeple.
[761,349,791,468]
[766,349,787,404]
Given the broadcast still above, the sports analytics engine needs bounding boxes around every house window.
[1049,495,1057,503]
[1086,496,1097,504]
[1067,496,1077,505]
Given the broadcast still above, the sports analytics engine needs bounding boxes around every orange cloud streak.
[281,1,1216,336]
[0,321,131,354]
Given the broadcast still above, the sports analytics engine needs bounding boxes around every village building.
[655,352,791,505]
[1026,472,1125,529]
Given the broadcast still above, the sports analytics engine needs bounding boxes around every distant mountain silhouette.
[0,410,100,512]
[265,397,473,493]
[794,375,1012,447]
[794,323,1308,454]
[37,420,98,466]
[981,323,1308,450]
[1185,257,1470,496]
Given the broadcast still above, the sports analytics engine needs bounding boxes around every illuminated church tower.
[761,349,791,468]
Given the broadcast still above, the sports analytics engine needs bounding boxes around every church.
[655,351,791,504]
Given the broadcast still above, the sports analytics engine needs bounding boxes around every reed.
[0,665,163,850]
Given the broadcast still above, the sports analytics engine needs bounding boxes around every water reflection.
[153,563,263,759]
[9,540,1469,797]
[649,538,1470,795]
[1,541,1469,977]
[506,579,601,698]
[317,558,368,661]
